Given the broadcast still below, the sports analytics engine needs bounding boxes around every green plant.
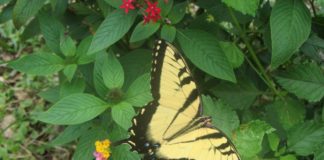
[1,0,324,159]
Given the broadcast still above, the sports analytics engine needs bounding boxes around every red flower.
[120,0,135,14]
[143,1,161,24]
[145,1,161,17]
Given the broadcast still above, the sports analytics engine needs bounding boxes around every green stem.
[227,7,281,96]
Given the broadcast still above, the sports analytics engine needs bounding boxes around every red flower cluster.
[143,1,161,24]
[120,0,162,24]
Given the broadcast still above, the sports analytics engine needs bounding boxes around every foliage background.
[1,0,324,159]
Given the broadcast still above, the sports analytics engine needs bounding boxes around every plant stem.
[227,7,281,96]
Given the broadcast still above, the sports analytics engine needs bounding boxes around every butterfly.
[126,39,240,160]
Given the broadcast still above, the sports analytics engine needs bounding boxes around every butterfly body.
[127,40,240,160]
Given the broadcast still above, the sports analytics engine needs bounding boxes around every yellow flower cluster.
[95,139,111,159]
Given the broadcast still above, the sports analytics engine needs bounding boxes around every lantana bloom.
[93,139,111,160]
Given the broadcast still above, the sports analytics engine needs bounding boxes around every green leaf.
[234,120,275,158]
[88,9,136,54]
[102,51,124,89]
[38,86,60,103]
[125,73,152,107]
[13,0,45,28]
[270,0,311,68]
[315,145,324,160]
[177,29,236,82]
[38,12,65,54]
[21,18,40,41]
[76,36,97,65]
[104,0,122,8]
[60,78,86,98]
[219,42,244,68]
[111,144,140,160]
[202,95,239,137]
[130,21,160,43]
[222,0,259,16]
[267,132,280,151]
[8,52,65,75]
[0,5,13,24]
[158,0,173,16]
[94,52,109,98]
[280,155,297,160]
[60,35,76,57]
[275,63,324,102]
[300,34,324,63]
[161,25,176,42]
[72,127,109,160]
[36,93,109,125]
[63,64,77,82]
[288,121,324,156]
[50,0,68,16]
[50,123,90,146]
[108,123,129,142]
[0,0,12,5]
[210,78,261,110]
[120,49,151,90]
[111,102,135,130]
[168,2,186,24]
[265,98,305,134]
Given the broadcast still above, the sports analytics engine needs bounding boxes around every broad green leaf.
[50,0,68,16]
[280,155,297,160]
[38,12,65,54]
[267,132,280,151]
[111,102,135,130]
[37,86,60,103]
[265,98,305,134]
[270,0,311,68]
[60,35,76,57]
[210,78,261,110]
[63,64,77,82]
[300,34,324,63]
[161,25,176,42]
[21,18,40,41]
[0,5,13,24]
[60,78,86,98]
[219,41,244,68]
[202,95,239,137]
[168,2,186,24]
[76,36,96,65]
[108,123,129,142]
[120,49,151,90]
[234,120,275,158]
[111,144,140,160]
[130,21,160,43]
[125,73,152,107]
[8,52,64,75]
[72,127,109,160]
[177,29,235,82]
[88,9,136,54]
[36,93,109,125]
[13,0,45,28]
[276,63,324,102]
[222,0,259,16]
[315,145,324,160]
[158,0,173,16]
[102,51,124,89]
[104,0,122,8]
[288,121,324,156]
[50,123,90,146]
[94,52,109,98]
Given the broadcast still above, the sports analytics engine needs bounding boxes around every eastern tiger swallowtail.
[127,39,241,160]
